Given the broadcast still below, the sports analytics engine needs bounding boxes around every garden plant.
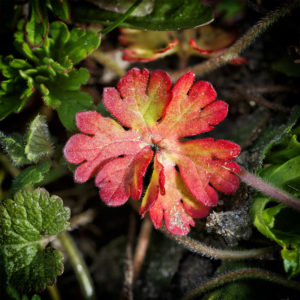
[0,0,300,299]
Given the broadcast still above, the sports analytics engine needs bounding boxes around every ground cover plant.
[0,0,300,299]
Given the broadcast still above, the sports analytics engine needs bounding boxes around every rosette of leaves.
[119,25,246,64]
[0,186,70,293]
[64,68,241,235]
[251,123,300,278]
[0,20,100,130]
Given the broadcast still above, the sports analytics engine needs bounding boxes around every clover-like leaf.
[64,68,240,235]
[0,186,70,293]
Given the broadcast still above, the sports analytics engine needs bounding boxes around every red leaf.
[64,68,241,235]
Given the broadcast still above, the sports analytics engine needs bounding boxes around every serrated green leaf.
[0,187,70,293]
[12,160,51,193]
[25,115,53,163]
[49,0,70,22]
[25,0,49,48]
[41,68,93,130]
[71,0,214,31]
[0,77,34,120]
[62,28,100,65]
[6,285,41,300]
[0,132,30,166]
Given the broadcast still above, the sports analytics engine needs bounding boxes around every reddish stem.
[238,168,300,211]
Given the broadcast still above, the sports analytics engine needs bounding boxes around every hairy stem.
[181,268,300,300]
[0,154,20,177]
[101,0,142,34]
[58,232,96,300]
[133,216,152,281]
[160,225,274,260]
[171,0,300,79]
[121,212,136,300]
[239,168,300,211]
[47,286,61,300]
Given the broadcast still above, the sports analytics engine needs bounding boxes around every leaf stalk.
[101,0,143,35]
[239,168,300,211]
[181,268,300,300]
[58,232,96,300]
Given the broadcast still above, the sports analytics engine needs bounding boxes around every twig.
[58,232,96,300]
[170,0,300,79]
[241,111,271,149]
[240,92,291,113]
[160,225,274,260]
[121,212,136,300]
[69,209,96,231]
[0,153,20,178]
[133,216,152,281]
[239,168,300,211]
[181,268,300,300]
[240,85,300,94]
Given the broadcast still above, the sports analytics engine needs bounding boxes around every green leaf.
[0,132,30,166]
[246,106,300,172]
[0,186,70,293]
[42,68,94,130]
[0,77,34,120]
[272,55,300,77]
[216,0,245,20]
[25,0,49,48]
[49,0,70,22]
[12,159,52,193]
[91,0,154,17]
[71,0,214,31]
[25,115,53,163]
[251,129,300,277]
[6,285,41,300]
[61,27,101,65]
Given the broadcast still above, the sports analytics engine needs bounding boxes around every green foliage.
[71,0,214,31]
[49,0,70,22]
[272,55,300,77]
[25,0,48,48]
[246,107,300,171]
[0,132,30,166]
[12,159,51,193]
[0,20,100,129]
[25,115,53,163]
[6,285,41,300]
[251,125,300,278]
[91,0,154,17]
[0,186,70,293]
[216,0,246,20]
[0,115,53,166]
